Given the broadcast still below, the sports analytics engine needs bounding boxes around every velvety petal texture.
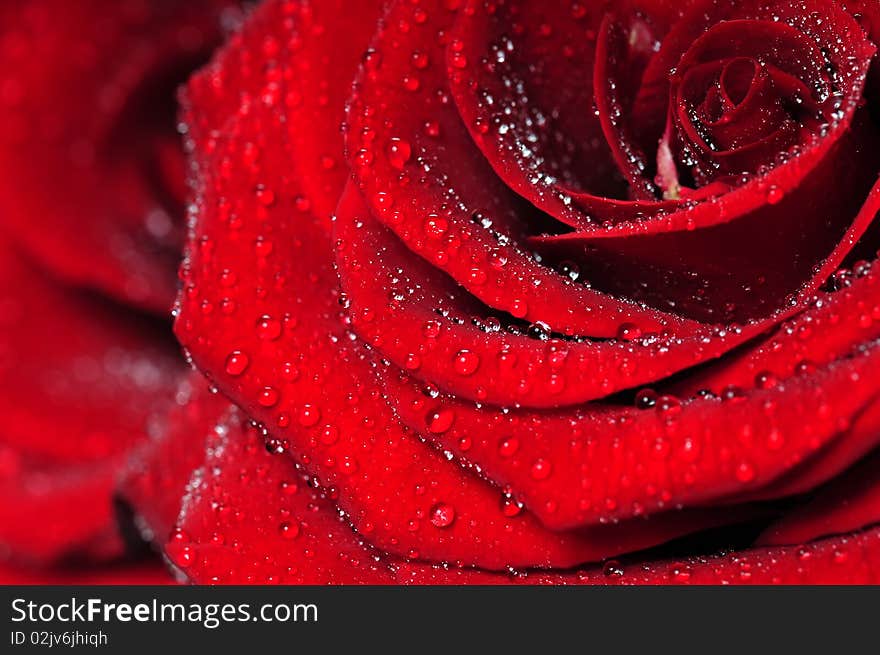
[152,0,880,584]
[5,0,880,584]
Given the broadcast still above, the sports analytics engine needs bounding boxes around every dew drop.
[387,138,412,169]
[254,237,274,258]
[422,320,442,338]
[656,394,681,417]
[224,350,250,376]
[279,521,300,540]
[530,458,552,480]
[766,428,785,450]
[429,503,456,528]
[294,195,311,212]
[424,214,449,238]
[735,461,756,483]
[402,74,420,91]
[603,560,625,577]
[617,322,642,341]
[498,436,519,457]
[468,267,488,285]
[450,51,468,69]
[510,299,528,318]
[453,350,480,376]
[426,408,455,434]
[256,314,283,341]
[255,184,276,207]
[500,496,523,517]
[297,404,321,427]
[488,249,508,269]
[755,371,778,389]
[411,51,429,69]
[320,425,339,445]
[635,388,657,410]
[258,386,280,407]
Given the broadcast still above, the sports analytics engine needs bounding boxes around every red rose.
[2,0,880,585]
[141,0,880,583]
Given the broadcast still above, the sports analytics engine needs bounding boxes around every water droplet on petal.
[530,458,552,480]
[498,436,519,457]
[258,387,280,407]
[617,322,642,341]
[430,503,456,528]
[297,404,321,427]
[422,320,442,338]
[279,521,300,540]
[735,460,756,483]
[426,408,455,434]
[766,185,783,205]
[500,496,523,517]
[256,314,283,340]
[755,371,778,389]
[453,350,480,376]
[387,137,412,169]
[635,388,657,410]
[225,350,249,376]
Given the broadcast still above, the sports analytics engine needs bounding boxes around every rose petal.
[400,525,880,584]
[531,126,880,323]
[335,184,769,408]
[385,339,880,530]
[0,0,236,312]
[120,373,230,546]
[593,11,664,199]
[164,400,407,585]
[447,1,684,222]
[155,373,761,581]
[633,0,874,163]
[0,239,182,564]
[346,0,702,338]
[146,0,880,585]
[757,449,880,546]
[676,259,880,395]
[0,455,127,565]
[179,0,698,569]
